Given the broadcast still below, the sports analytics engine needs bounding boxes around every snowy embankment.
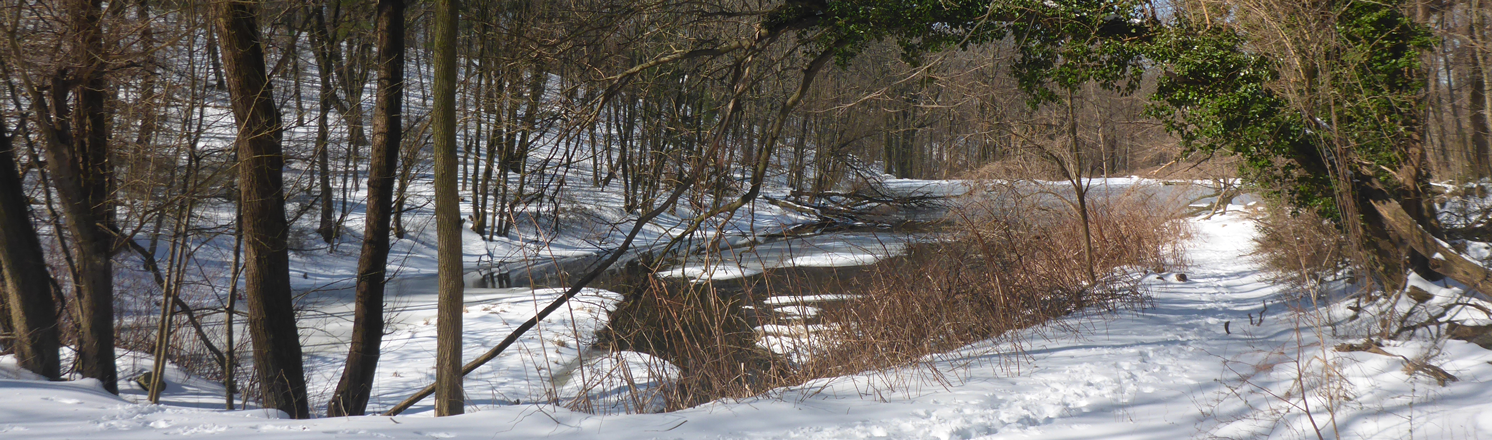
[7,209,1492,439]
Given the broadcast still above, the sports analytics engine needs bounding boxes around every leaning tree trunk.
[326,0,403,417]
[214,0,310,419]
[0,114,61,380]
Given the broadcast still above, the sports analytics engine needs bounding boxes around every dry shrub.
[806,185,1190,375]
[962,155,1065,181]
[593,262,792,410]
[585,185,1191,411]
[1249,202,1350,292]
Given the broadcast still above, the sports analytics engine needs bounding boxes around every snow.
[762,294,859,306]
[784,252,885,268]
[657,264,763,281]
[6,208,1492,439]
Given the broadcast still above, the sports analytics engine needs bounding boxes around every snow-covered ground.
[6,208,1492,439]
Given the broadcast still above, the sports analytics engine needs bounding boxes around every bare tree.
[307,1,339,244]
[0,111,60,381]
[1471,0,1491,177]
[432,0,464,417]
[26,0,120,394]
[327,0,404,417]
[214,0,310,419]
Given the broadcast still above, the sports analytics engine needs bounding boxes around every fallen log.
[1334,339,1458,386]
[1369,198,1492,297]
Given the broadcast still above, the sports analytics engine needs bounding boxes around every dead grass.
[584,184,1192,412]
[803,184,1192,379]
[592,262,792,410]
[1248,202,1350,293]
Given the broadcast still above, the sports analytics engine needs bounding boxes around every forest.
[4,0,1492,438]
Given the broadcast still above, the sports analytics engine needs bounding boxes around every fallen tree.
[1370,194,1492,298]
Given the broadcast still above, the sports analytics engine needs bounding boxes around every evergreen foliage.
[1145,0,1433,220]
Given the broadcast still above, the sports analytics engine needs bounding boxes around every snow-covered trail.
[6,210,1492,439]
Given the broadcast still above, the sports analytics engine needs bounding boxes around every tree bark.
[0,113,60,381]
[327,0,403,417]
[224,202,242,410]
[214,0,310,419]
[432,0,464,417]
[34,0,118,394]
[314,62,336,243]
[308,2,339,244]
[147,160,197,402]
[1370,194,1492,296]
[1473,0,1492,178]
[1067,90,1097,287]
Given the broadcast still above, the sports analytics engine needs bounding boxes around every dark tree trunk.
[327,0,403,417]
[0,114,61,380]
[475,80,503,237]
[1067,91,1097,286]
[206,26,227,90]
[0,271,10,347]
[308,2,338,244]
[224,202,243,410]
[214,0,310,419]
[1472,40,1489,176]
[36,0,118,394]
[1398,131,1443,282]
[315,62,336,243]
[1472,2,1492,178]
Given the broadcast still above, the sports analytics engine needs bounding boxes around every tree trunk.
[1370,193,1492,296]
[1400,132,1443,282]
[432,0,464,417]
[148,157,197,402]
[206,26,227,90]
[214,0,310,419]
[475,78,503,237]
[315,59,336,243]
[327,0,403,417]
[224,202,243,410]
[1067,90,1097,287]
[37,0,118,394]
[0,114,61,381]
[1473,0,1492,178]
[308,1,339,244]
[0,271,10,348]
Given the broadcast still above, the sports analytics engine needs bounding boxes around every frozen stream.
[293,227,918,369]
[287,179,1236,409]
[117,178,1234,412]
